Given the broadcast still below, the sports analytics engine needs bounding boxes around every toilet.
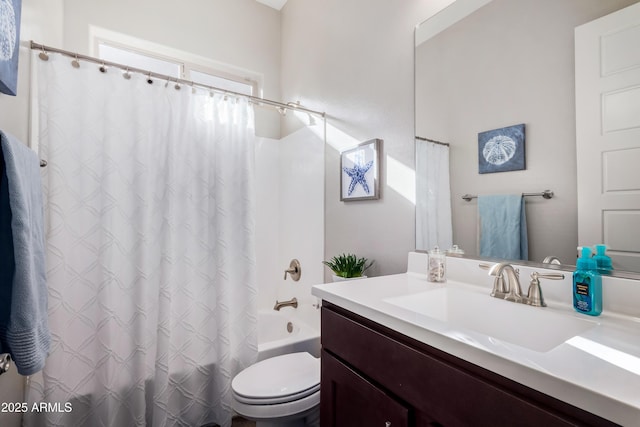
[231,352,320,427]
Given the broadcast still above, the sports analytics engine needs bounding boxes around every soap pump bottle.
[573,246,602,316]
[593,244,613,274]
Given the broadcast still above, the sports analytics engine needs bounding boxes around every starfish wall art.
[340,139,381,201]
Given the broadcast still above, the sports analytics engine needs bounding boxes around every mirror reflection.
[415,0,640,275]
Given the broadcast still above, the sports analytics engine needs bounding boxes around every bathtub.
[257,308,321,361]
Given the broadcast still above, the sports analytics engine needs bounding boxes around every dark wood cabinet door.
[321,349,409,427]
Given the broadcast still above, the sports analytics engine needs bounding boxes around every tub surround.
[312,253,640,426]
[257,308,320,362]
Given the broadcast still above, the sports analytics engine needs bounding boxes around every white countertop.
[312,254,640,426]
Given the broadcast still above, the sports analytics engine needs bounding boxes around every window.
[189,69,253,96]
[98,44,182,77]
[97,41,255,96]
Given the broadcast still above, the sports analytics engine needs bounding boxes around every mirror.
[415,0,640,277]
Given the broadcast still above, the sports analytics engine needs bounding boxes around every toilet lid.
[232,352,320,403]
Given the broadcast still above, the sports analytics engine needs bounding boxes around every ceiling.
[255,0,288,11]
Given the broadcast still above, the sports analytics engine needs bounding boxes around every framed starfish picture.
[340,139,381,201]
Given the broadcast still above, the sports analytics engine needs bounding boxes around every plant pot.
[331,275,367,282]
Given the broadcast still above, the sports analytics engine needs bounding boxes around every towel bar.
[462,190,553,202]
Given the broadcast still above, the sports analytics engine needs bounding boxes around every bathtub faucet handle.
[284,259,302,281]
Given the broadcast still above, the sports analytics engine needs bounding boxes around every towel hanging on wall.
[478,194,528,261]
[0,130,50,375]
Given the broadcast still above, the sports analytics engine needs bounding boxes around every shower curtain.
[415,139,453,251]
[25,51,258,427]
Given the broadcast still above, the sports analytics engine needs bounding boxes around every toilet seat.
[233,388,320,421]
[232,352,320,405]
[233,383,320,405]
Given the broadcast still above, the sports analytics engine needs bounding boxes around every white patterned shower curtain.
[416,139,453,251]
[25,51,258,427]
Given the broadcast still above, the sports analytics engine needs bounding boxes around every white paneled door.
[575,2,640,271]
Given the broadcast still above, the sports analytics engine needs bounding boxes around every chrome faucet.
[484,263,565,307]
[542,255,562,265]
[489,263,523,303]
[273,297,298,311]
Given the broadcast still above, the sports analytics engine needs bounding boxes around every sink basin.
[384,287,598,352]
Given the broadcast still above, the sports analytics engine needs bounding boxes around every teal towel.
[0,130,50,375]
[478,195,528,261]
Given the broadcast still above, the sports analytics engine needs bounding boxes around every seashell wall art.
[478,123,525,174]
[0,0,21,95]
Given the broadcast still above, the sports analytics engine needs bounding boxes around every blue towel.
[478,194,528,261]
[0,131,50,375]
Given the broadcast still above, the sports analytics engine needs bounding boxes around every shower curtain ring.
[71,54,80,68]
[38,46,49,61]
[174,80,181,90]
[147,72,153,84]
[123,68,131,80]
[99,62,107,73]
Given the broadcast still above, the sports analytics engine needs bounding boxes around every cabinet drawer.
[321,304,616,427]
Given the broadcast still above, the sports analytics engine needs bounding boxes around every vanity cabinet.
[320,303,617,427]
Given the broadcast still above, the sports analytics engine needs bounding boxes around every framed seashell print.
[340,139,381,201]
[478,124,525,174]
[0,0,21,96]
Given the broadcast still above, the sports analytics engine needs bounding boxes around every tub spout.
[274,297,298,311]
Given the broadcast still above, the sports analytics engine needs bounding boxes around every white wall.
[0,0,63,143]
[280,0,455,277]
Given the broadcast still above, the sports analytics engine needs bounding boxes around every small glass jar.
[428,246,446,283]
[446,244,465,256]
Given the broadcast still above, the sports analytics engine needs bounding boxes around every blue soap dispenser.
[593,244,613,273]
[573,247,602,316]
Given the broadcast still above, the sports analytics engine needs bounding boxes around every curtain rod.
[30,41,325,118]
[415,136,449,147]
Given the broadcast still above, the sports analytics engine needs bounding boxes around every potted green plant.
[322,253,374,281]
